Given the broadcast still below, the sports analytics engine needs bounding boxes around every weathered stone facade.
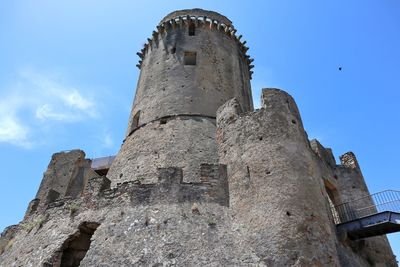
[0,8,397,267]
[216,91,340,266]
[107,8,253,186]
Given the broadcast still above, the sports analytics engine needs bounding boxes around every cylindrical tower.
[216,89,340,266]
[108,9,253,185]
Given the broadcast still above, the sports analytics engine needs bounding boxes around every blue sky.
[0,0,399,258]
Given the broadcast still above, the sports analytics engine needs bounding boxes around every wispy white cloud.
[0,92,32,148]
[62,90,95,111]
[20,69,97,121]
[0,68,100,148]
[0,114,31,148]
[35,104,76,121]
[101,132,114,149]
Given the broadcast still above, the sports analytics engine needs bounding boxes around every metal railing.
[333,190,400,224]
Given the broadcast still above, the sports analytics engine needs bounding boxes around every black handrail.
[333,190,400,224]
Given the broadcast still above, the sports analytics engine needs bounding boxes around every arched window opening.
[324,180,341,224]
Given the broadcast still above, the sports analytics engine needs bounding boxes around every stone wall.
[107,116,220,185]
[1,89,398,266]
[216,89,340,266]
[0,163,258,266]
[95,165,229,207]
[1,7,397,265]
[334,152,397,266]
[126,9,253,133]
[0,225,18,256]
[109,8,254,187]
[310,135,397,266]
[0,202,268,266]
[34,150,99,210]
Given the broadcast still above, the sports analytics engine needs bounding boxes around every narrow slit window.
[184,52,197,65]
[188,23,195,36]
[129,110,141,135]
[133,111,140,128]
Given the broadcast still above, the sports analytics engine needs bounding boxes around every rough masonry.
[0,8,397,267]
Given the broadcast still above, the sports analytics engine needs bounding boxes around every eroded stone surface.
[217,89,340,266]
[108,116,219,186]
[1,90,397,267]
[35,150,98,204]
[0,201,267,267]
[0,8,397,267]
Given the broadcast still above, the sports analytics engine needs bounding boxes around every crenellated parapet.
[24,161,229,219]
[160,9,233,27]
[135,12,254,78]
[99,165,228,207]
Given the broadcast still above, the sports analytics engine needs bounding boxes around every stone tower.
[216,91,339,265]
[108,9,253,185]
[0,8,398,267]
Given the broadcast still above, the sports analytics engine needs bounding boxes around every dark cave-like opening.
[48,222,99,267]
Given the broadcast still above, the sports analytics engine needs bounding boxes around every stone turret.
[216,89,340,266]
[107,8,253,185]
[334,152,396,266]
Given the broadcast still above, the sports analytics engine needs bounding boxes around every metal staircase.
[334,190,400,239]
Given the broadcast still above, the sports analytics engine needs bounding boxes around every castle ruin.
[0,8,399,267]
